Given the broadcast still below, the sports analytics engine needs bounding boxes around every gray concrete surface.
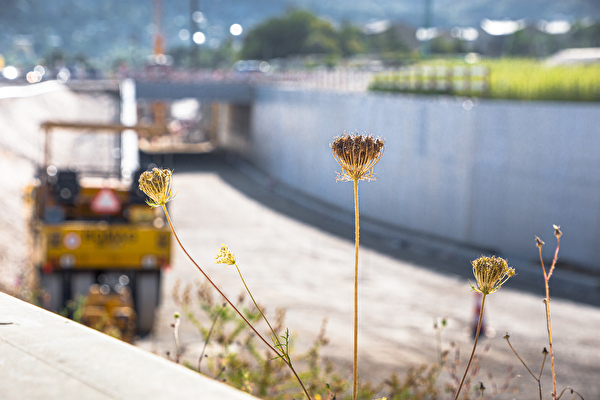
[136,81,254,104]
[245,87,600,271]
[0,292,259,400]
[136,152,600,400]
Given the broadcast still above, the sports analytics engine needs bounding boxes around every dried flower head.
[535,236,545,248]
[470,255,515,295]
[331,132,385,182]
[214,243,236,266]
[553,224,562,238]
[138,168,176,207]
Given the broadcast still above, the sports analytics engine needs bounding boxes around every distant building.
[546,47,600,65]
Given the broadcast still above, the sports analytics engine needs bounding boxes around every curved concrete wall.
[247,87,600,270]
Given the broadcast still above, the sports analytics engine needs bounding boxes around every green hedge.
[369,58,600,102]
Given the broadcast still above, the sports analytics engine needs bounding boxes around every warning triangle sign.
[90,188,122,214]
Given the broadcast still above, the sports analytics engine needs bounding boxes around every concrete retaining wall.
[0,292,259,400]
[245,87,600,269]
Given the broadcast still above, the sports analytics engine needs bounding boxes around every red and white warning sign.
[90,188,122,214]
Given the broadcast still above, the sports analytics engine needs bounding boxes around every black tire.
[133,270,161,336]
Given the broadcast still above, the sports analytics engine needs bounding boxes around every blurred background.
[0,0,599,81]
[2,1,600,399]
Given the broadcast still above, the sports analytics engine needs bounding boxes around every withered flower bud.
[535,236,545,248]
[553,225,562,238]
[470,256,515,295]
[331,131,385,182]
[138,167,176,208]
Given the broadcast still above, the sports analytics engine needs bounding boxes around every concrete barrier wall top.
[135,81,253,104]
[0,292,259,400]
[247,87,600,270]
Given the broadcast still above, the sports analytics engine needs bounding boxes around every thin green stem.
[352,178,360,400]
[173,316,181,363]
[198,303,227,373]
[234,263,288,363]
[161,205,312,400]
[454,293,487,400]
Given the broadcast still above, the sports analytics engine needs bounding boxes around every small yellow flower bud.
[214,243,236,266]
[553,224,562,238]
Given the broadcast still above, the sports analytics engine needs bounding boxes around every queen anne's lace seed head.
[470,256,515,295]
[138,167,176,208]
[331,132,385,182]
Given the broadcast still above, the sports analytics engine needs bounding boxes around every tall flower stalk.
[331,132,384,400]
[139,168,312,400]
[535,225,562,400]
[454,256,515,400]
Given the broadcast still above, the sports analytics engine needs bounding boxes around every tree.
[339,22,367,57]
[365,27,409,54]
[241,10,339,60]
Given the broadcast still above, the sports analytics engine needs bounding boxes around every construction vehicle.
[28,121,171,338]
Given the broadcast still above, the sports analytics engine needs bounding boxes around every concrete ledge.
[136,82,254,104]
[0,292,259,400]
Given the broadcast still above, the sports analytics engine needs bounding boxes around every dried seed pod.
[470,256,515,295]
[331,131,385,182]
[138,167,176,207]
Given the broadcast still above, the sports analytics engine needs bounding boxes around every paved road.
[135,152,600,399]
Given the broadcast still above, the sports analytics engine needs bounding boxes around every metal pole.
[190,0,199,67]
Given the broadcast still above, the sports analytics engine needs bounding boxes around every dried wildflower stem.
[454,293,487,400]
[456,256,514,400]
[330,132,384,400]
[504,335,544,400]
[140,169,311,399]
[479,382,486,400]
[556,386,584,400]
[161,206,268,348]
[352,178,360,400]
[539,233,561,400]
[162,206,312,400]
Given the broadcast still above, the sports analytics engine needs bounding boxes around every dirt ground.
[1,84,599,399]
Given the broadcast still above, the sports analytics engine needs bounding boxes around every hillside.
[1,0,599,68]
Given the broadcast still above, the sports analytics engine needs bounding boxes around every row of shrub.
[368,58,600,102]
